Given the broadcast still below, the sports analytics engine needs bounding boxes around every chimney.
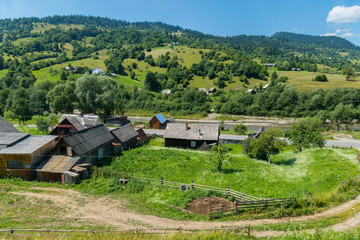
[185,122,189,131]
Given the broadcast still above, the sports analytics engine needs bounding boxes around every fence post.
[131,173,133,177]
[161,176,163,186]
[191,180,194,190]
[10,229,14,235]
[248,224,251,237]
[265,199,268,209]
[228,187,231,198]
[235,200,237,214]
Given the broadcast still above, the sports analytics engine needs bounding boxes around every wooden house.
[246,89,256,94]
[105,116,129,126]
[52,124,115,165]
[50,114,102,137]
[0,135,57,180]
[149,114,168,129]
[161,89,171,95]
[111,124,139,153]
[164,123,219,149]
[92,68,105,75]
[208,87,216,94]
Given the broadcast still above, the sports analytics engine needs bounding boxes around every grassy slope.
[109,139,359,199]
[31,22,84,33]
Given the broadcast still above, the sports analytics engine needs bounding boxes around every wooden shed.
[149,114,168,129]
[37,155,80,182]
[105,116,130,126]
[0,135,57,180]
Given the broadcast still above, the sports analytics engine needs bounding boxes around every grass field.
[31,22,84,33]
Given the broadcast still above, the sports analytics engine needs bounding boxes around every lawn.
[107,139,359,199]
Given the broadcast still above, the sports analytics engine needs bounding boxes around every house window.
[191,141,196,148]
[7,161,23,169]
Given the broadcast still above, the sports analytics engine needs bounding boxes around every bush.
[234,124,247,135]
[313,74,328,82]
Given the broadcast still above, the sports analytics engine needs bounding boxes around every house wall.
[0,138,56,180]
[165,138,218,149]
[37,172,62,182]
[149,117,161,129]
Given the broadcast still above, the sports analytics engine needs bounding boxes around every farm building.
[0,135,57,180]
[37,155,80,182]
[246,89,256,94]
[50,114,102,137]
[0,132,29,151]
[52,124,115,165]
[161,89,171,95]
[164,123,219,149]
[92,68,105,75]
[149,114,168,129]
[0,116,19,133]
[263,84,270,90]
[208,87,216,94]
[198,88,207,93]
[111,124,139,152]
[136,128,148,143]
[248,126,265,138]
[105,116,130,126]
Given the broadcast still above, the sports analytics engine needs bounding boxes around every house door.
[98,148,104,160]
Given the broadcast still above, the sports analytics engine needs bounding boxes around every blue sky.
[1,0,360,45]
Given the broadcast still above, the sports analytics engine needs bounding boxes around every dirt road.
[12,187,360,236]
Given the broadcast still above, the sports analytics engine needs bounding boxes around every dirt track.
[12,187,360,237]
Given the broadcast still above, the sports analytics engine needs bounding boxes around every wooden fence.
[128,175,260,201]
[0,226,251,236]
[209,198,296,219]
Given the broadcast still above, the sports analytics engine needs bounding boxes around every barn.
[164,123,219,149]
[149,114,168,129]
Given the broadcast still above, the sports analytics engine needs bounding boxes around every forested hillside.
[0,15,360,121]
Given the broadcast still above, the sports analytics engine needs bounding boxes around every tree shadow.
[221,168,243,174]
[272,158,297,166]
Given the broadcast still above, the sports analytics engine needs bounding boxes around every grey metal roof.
[63,124,115,156]
[111,124,138,143]
[59,114,102,130]
[167,117,176,123]
[0,135,57,155]
[37,155,80,173]
[0,116,20,133]
[164,123,219,141]
[0,132,29,145]
[161,89,171,94]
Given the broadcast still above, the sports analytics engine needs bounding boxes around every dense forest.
[0,15,360,121]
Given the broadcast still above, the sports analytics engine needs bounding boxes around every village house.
[164,123,219,149]
[161,89,171,95]
[263,84,270,90]
[246,89,256,94]
[111,124,139,153]
[248,126,265,138]
[50,114,102,137]
[136,128,148,143]
[208,87,216,94]
[105,116,130,126]
[0,135,57,180]
[92,68,105,75]
[52,124,115,165]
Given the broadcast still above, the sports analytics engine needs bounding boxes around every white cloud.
[327,5,360,23]
[335,27,351,34]
[341,32,360,37]
[321,33,337,37]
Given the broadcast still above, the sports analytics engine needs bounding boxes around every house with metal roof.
[0,116,19,133]
[149,114,168,129]
[0,135,57,180]
[52,124,115,164]
[0,132,30,151]
[164,123,219,149]
[161,89,171,95]
[248,126,265,139]
[111,124,139,152]
[50,114,102,137]
[92,68,105,75]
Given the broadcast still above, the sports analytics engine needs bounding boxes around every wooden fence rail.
[0,226,251,236]
[208,198,296,219]
[128,175,260,202]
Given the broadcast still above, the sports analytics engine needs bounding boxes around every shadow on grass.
[220,169,243,174]
[272,158,297,166]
